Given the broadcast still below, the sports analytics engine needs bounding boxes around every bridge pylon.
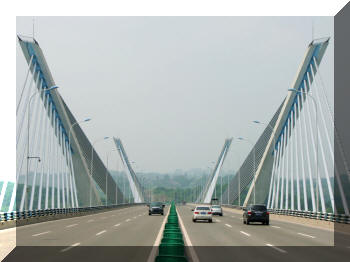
[113,137,144,203]
[199,138,232,204]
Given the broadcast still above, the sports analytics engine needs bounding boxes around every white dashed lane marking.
[215,219,221,222]
[60,243,80,252]
[240,231,251,237]
[225,224,232,228]
[266,243,287,253]
[96,230,107,236]
[271,226,281,229]
[87,219,94,223]
[126,219,131,222]
[114,224,121,227]
[32,231,50,237]
[66,224,78,228]
[298,233,315,239]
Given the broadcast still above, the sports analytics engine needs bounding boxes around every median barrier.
[155,202,188,262]
[163,232,183,239]
[161,238,184,245]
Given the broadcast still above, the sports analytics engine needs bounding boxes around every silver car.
[192,206,213,223]
[211,205,223,216]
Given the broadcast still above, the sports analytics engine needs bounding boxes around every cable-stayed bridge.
[200,37,349,218]
[2,35,147,214]
[1,34,349,262]
[8,35,346,217]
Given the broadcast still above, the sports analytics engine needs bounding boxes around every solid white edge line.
[146,206,170,262]
[60,242,80,252]
[177,207,200,262]
[32,231,50,237]
[266,243,287,253]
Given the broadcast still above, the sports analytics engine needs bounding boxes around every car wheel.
[219,214,223,216]
[246,220,250,225]
[266,220,269,225]
[243,219,246,224]
[192,219,196,222]
[161,213,164,215]
[209,219,213,223]
[149,213,151,216]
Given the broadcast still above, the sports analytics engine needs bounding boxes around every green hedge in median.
[155,202,188,262]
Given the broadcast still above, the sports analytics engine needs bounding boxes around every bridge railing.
[0,203,145,222]
[221,204,350,224]
[267,209,350,224]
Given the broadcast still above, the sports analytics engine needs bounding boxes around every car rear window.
[151,202,162,206]
[196,207,210,210]
[251,205,267,211]
[212,205,220,208]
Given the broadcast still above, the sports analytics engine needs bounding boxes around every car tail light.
[208,212,212,214]
[266,212,269,215]
[247,211,252,215]
[194,212,199,214]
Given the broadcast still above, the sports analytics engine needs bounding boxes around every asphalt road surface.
[2,204,350,262]
[4,205,167,262]
[176,205,350,262]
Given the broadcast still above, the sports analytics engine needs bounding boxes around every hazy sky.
[16,16,333,173]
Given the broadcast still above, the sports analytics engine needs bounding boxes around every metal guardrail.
[221,204,350,224]
[267,209,350,224]
[0,203,144,222]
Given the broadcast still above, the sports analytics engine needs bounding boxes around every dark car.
[243,204,269,225]
[148,202,165,215]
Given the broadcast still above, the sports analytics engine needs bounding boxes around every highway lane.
[177,205,350,262]
[16,205,165,246]
[2,204,350,261]
[4,205,168,262]
[177,205,333,246]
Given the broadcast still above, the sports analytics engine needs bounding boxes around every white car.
[211,205,223,216]
[192,206,213,223]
